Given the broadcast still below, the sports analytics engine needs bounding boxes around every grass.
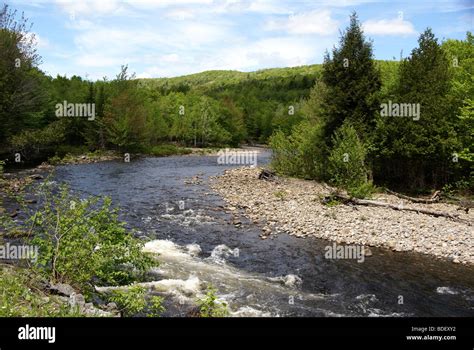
[0,265,84,317]
[273,190,287,200]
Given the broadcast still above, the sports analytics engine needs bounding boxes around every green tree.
[321,12,381,143]
[327,122,372,198]
[374,28,458,189]
[0,4,46,144]
[104,66,148,151]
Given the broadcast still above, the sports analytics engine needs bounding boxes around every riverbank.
[0,264,119,317]
[210,167,474,265]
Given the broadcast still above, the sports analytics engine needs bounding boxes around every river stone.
[49,283,76,297]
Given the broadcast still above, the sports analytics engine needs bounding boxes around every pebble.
[210,167,474,265]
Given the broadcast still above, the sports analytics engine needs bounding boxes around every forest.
[1,5,472,194]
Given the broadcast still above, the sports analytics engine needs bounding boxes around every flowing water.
[49,150,474,317]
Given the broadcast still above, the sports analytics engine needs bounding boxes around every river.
[50,149,474,317]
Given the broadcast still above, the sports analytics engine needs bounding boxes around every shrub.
[29,184,154,296]
[196,285,229,317]
[327,122,372,198]
[270,121,326,179]
[9,121,66,156]
[106,286,165,317]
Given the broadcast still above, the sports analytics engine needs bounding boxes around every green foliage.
[270,121,326,179]
[196,285,229,317]
[28,184,154,295]
[321,197,341,207]
[104,286,146,317]
[321,12,381,142]
[0,5,46,143]
[104,67,148,151]
[374,28,461,189]
[327,122,372,198]
[455,99,474,165]
[148,295,166,317]
[9,121,66,158]
[0,267,84,317]
[347,181,376,199]
[106,286,165,317]
[442,32,474,108]
[139,65,321,94]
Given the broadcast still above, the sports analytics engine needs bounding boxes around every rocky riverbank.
[210,167,474,265]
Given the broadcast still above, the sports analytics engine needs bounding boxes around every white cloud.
[55,0,215,18]
[363,18,416,36]
[265,10,338,35]
[246,0,291,14]
[200,36,329,72]
[22,32,50,49]
[55,0,124,17]
[179,22,233,45]
[161,53,180,63]
[164,9,196,20]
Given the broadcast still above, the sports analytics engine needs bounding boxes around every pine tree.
[321,12,381,143]
[375,28,458,188]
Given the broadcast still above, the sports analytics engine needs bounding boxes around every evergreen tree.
[374,28,458,188]
[321,12,381,143]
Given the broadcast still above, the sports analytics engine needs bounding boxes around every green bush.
[270,121,326,179]
[9,121,66,155]
[196,285,229,317]
[29,184,154,296]
[327,122,372,198]
[348,181,376,199]
[106,285,165,317]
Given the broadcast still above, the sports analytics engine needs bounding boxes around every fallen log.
[329,195,471,225]
[385,189,440,204]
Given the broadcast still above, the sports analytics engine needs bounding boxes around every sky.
[5,0,474,80]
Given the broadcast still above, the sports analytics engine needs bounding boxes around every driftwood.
[258,169,276,181]
[439,193,473,213]
[385,189,441,204]
[326,194,471,225]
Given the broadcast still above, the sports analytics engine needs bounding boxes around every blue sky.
[6,0,473,80]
